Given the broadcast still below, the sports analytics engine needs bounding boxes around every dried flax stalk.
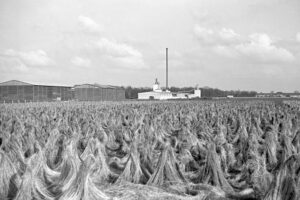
[202,143,234,194]
[147,145,186,186]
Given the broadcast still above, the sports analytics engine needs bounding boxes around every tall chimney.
[166,48,168,90]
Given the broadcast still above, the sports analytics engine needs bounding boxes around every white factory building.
[138,79,201,100]
[138,48,201,100]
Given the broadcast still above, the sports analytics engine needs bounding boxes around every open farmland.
[1,100,300,200]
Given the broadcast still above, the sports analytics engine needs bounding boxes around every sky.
[0,0,299,92]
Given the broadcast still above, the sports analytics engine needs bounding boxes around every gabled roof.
[0,80,32,86]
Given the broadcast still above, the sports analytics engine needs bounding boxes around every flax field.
[0,100,300,200]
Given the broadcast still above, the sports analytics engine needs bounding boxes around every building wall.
[177,93,188,98]
[138,92,174,100]
[116,89,126,100]
[188,89,201,98]
[138,90,201,100]
[0,85,72,103]
[74,87,125,101]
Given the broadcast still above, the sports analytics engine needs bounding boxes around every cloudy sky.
[0,0,299,92]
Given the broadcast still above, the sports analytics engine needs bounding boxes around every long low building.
[138,79,201,100]
[74,83,125,101]
[138,90,201,100]
[0,80,126,103]
[0,80,73,103]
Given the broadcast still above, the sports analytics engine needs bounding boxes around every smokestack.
[166,48,168,90]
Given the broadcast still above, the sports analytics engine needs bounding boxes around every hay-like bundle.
[232,124,249,166]
[14,150,55,200]
[4,141,27,187]
[200,143,234,194]
[44,129,65,170]
[223,143,236,173]
[147,144,186,187]
[80,137,96,161]
[248,153,273,199]
[263,154,300,200]
[92,139,117,183]
[42,159,61,195]
[264,129,278,167]
[60,155,110,200]
[280,134,295,162]
[53,138,81,196]
[0,150,20,199]
[292,130,300,153]
[116,140,145,184]
[263,170,295,200]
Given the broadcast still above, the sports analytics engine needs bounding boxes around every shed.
[73,83,125,101]
[0,80,73,103]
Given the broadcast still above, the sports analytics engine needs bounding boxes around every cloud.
[0,56,29,73]
[0,50,60,83]
[194,25,215,44]
[71,56,91,67]
[297,32,300,42]
[3,49,53,66]
[111,56,146,70]
[194,25,241,45]
[235,33,295,63]
[88,38,147,69]
[219,28,241,44]
[78,15,103,33]
[213,45,238,58]
[94,38,143,58]
[194,25,295,63]
[76,15,146,69]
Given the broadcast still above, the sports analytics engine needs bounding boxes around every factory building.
[74,83,125,101]
[138,48,201,100]
[138,79,201,100]
[0,80,73,103]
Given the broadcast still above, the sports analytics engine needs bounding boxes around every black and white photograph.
[0,0,300,199]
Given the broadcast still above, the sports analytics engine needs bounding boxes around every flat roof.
[73,83,123,89]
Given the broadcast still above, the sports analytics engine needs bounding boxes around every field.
[1,100,300,200]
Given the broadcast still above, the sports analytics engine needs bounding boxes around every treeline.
[123,87,152,99]
[123,86,257,99]
[200,88,257,98]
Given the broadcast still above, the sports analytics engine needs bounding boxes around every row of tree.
[122,86,257,99]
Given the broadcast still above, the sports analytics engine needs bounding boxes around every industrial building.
[0,80,73,103]
[0,80,126,103]
[73,83,125,101]
[138,79,201,100]
[138,48,201,100]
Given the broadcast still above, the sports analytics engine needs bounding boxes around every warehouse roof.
[73,83,123,89]
[0,80,71,87]
[0,80,32,86]
[0,80,122,89]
